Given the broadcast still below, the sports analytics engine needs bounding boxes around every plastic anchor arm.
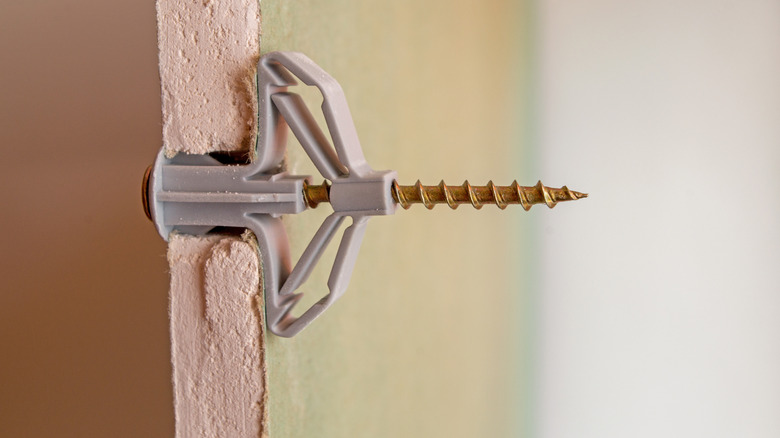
[271,92,348,180]
[250,51,396,337]
[264,213,369,338]
[258,51,372,177]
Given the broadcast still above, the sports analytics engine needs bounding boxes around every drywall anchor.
[142,51,587,337]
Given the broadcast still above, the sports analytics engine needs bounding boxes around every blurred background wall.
[532,1,780,437]
[0,0,173,436]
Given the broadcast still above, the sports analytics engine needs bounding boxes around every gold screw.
[142,165,153,221]
[302,180,331,209]
[144,169,586,218]
[304,180,587,210]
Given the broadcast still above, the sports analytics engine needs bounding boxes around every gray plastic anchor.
[147,52,397,337]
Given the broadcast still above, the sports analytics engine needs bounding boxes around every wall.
[533,1,780,436]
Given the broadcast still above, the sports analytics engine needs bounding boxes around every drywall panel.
[168,234,267,438]
[157,0,260,155]
[156,0,267,436]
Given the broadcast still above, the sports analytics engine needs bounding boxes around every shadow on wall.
[0,1,173,436]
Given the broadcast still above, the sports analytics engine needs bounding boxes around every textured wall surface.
[168,234,267,438]
[157,0,260,155]
[156,0,267,435]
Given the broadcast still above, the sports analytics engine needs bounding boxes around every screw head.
[142,165,153,221]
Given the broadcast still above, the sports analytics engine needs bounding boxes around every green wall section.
[510,2,540,436]
[261,2,533,436]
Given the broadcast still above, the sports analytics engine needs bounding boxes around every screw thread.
[391,180,587,210]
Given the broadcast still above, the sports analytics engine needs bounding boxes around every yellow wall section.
[261,1,532,436]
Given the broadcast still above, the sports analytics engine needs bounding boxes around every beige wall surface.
[260,1,532,437]
[0,1,532,437]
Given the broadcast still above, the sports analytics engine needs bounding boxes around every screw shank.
[392,180,587,210]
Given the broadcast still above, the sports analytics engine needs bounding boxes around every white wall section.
[534,1,780,436]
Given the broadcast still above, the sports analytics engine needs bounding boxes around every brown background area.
[0,1,173,436]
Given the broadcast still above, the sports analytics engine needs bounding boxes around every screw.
[302,180,331,209]
[303,180,587,210]
[142,165,153,220]
[146,169,586,217]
